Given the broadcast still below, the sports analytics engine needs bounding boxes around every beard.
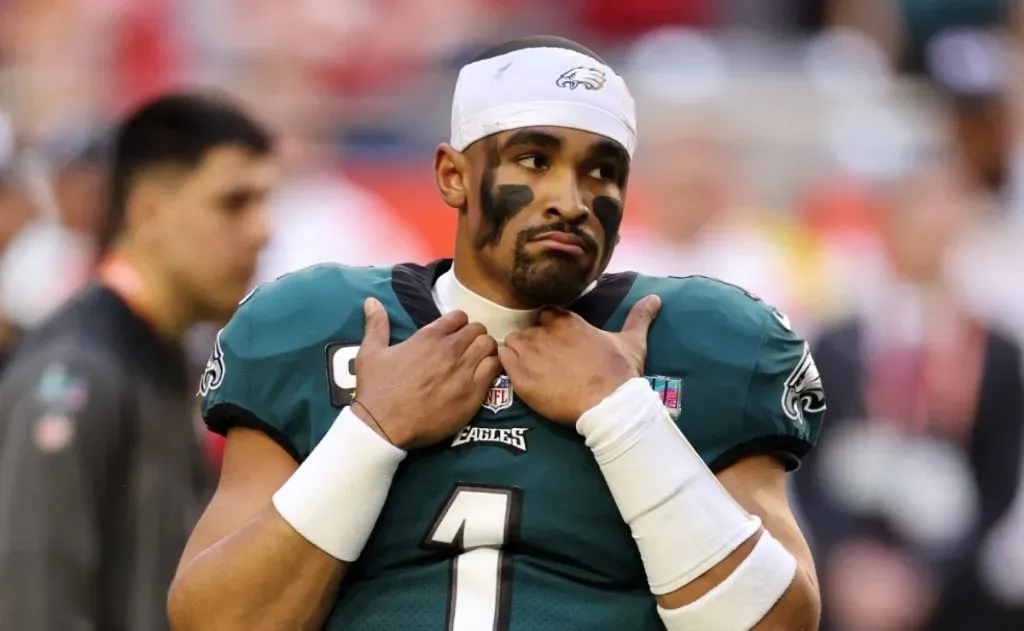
[507,222,600,306]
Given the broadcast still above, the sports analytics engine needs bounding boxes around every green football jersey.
[200,259,825,631]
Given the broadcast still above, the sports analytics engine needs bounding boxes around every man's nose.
[543,175,589,225]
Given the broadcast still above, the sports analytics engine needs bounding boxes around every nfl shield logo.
[646,375,683,419]
[482,375,514,413]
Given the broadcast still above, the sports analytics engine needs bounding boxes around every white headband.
[450,47,637,157]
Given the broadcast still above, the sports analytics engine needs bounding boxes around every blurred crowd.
[1,0,1023,629]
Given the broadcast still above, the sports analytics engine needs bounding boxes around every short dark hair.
[100,91,273,252]
[471,36,606,65]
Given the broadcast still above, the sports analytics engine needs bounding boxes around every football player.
[169,36,825,631]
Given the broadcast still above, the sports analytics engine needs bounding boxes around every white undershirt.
[430,267,600,343]
[431,269,537,344]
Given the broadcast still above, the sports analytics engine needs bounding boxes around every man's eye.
[220,191,252,213]
[517,155,549,170]
[588,166,616,181]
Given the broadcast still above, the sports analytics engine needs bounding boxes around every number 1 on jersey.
[423,484,523,631]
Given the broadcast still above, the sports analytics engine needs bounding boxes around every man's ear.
[434,143,469,209]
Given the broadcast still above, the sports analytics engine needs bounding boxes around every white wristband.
[577,377,761,594]
[272,407,406,561]
[657,531,798,631]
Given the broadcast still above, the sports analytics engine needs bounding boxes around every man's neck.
[451,254,532,309]
[434,262,536,344]
[101,248,194,341]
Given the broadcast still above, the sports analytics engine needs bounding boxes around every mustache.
[518,222,600,254]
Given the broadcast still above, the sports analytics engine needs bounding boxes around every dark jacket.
[0,284,210,631]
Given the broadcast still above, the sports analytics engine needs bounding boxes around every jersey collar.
[392,259,638,333]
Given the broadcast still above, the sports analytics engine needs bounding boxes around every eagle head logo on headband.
[556,66,607,91]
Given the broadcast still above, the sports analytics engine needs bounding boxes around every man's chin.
[512,255,595,306]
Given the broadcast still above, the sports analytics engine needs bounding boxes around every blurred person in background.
[0,145,34,371]
[47,133,111,242]
[931,27,1024,347]
[0,137,107,338]
[0,91,276,631]
[921,27,1015,209]
[608,117,832,328]
[793,158,1024,631]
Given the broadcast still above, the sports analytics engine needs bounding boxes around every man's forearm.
[753,563,820,631]
[171,408,407,630]
[654,531,820,631]
[168,506,345,631]
[576,378,809,630]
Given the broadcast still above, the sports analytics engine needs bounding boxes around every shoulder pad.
[634,274,824,471]
[199,263,398,461]
[234,263,394,351]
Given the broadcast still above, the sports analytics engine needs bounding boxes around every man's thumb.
[361,297,391,353]
[621,294,661,337]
